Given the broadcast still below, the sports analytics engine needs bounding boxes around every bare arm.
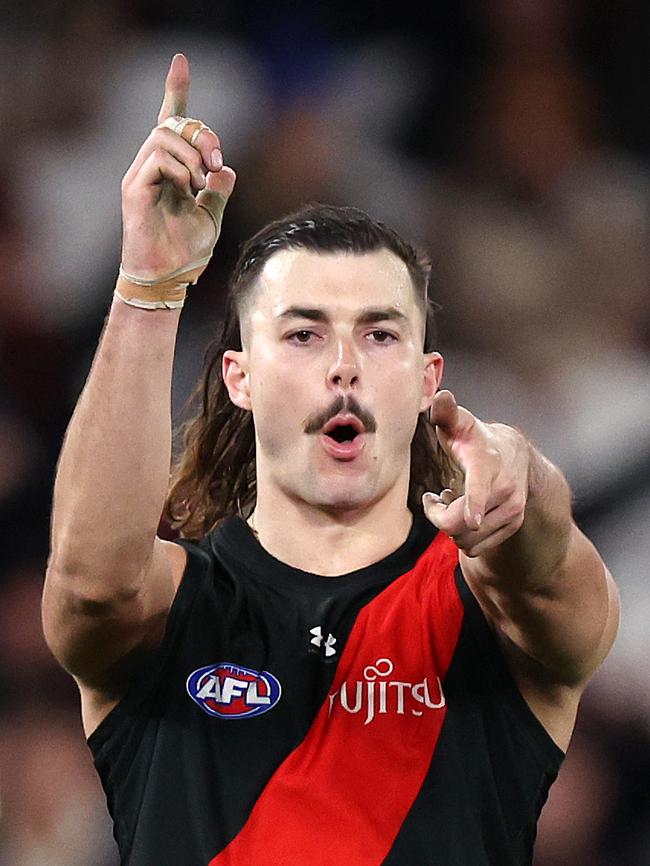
[42,55,236,704]
[43,301,183,684]
[423,391,619,691]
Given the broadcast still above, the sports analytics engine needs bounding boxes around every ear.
[419,351,444,414]
[222,349,251,411]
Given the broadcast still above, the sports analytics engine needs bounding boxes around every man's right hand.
[120,53,236,280]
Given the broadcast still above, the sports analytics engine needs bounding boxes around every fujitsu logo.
[327,657,445,726]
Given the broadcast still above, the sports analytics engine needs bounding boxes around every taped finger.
[161,116,205,142]
[159,116,222,173]
[183,120,207,147]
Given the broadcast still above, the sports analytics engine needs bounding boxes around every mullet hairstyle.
[165,203,457,539]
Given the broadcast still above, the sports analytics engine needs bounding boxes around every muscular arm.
[43,301,184,687]
[42,55,235,712]
[459,447,618,686]
[424,392,619,692]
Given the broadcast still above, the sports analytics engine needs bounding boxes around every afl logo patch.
[186,662,282,719]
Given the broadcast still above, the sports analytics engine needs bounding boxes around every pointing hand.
[423,390,530,558]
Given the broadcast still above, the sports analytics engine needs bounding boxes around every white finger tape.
[161,116,184,133]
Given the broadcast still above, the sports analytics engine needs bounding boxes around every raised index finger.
[158,53,190,123]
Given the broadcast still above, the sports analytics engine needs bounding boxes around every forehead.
[249,248,420,320]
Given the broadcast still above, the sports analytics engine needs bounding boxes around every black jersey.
[88,511,563,865]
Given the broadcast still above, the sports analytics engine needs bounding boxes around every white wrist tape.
[114,254,212,310]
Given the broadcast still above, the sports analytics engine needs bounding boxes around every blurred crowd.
[0,1,648,863]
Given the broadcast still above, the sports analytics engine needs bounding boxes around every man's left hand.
[423,390,531,558]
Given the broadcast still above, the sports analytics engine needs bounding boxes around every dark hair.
[165,203,456,539]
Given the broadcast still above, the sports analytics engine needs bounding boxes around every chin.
[299,477,381,512]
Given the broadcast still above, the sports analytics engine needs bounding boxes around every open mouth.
[320,415,367,460]
[326,424,360,444]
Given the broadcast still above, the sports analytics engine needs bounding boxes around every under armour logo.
[310,626,337,657]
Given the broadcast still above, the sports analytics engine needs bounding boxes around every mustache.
[304,395,377,435]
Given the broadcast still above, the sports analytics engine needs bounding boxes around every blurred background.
[0,0,648,863]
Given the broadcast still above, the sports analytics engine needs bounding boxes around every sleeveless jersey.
[88,511,564,865]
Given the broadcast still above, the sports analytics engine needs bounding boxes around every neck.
[248,490,414,577]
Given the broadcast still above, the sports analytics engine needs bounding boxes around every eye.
[368,330,397,344]
[288,329,317,344]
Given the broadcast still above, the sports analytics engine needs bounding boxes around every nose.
[327,337,360,389]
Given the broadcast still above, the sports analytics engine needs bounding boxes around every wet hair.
[164,203,456,539]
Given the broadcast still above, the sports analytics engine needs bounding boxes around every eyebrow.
[277,305,410,326]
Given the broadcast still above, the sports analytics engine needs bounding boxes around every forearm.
[48,297,181,594]
[464,444,614,681]
[427,394,618,684]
